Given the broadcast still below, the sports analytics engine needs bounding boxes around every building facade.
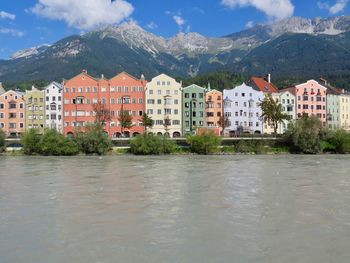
[264,90,297,134]
[45,82,63,133]
[24,86,45,132]
[63,70,100,136]
[223,83,264,136]
[295,80,327,125]
[0,90,25,137]
[108,72,146,137]
[145,74,182,137]
[205,89,222,131]
[326,92,340,130]
[182,84,206,135]
[339,93,350,131]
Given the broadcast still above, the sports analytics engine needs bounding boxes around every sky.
[0,0,349,59]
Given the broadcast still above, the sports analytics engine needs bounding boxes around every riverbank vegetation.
[0,129,5,153]
[129,134,179,155]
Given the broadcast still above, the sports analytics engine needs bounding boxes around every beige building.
[339,92,350,131]
[24,86,45,132]
[145,74,182,137]
[264,90,296,134]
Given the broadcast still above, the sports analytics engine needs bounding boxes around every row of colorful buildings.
[0,71,349,138]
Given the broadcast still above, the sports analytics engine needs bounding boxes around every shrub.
[129,134,178,155]
[22,128,80,156]
[324,129,350,154]
[0,129,5,153]
[22,129,42,155]
[40,129,79,156]
[285,116,323,154]
[187,131,222,154]
[75,124,112,155]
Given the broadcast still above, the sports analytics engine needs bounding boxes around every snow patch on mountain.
[11,44,50,60]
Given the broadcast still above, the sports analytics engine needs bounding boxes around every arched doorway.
[164,132,170,137]
[173,131,181,138]
[67,132,74,138]
[132,132,140,137]
[114,132,122,138]
[123,131,130,138]
[157,132,163,136]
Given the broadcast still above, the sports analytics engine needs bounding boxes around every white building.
[223,83,264,136]
[145,74,182,137]
[44,82,63,133]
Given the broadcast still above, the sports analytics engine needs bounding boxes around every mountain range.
[1,16,350,88]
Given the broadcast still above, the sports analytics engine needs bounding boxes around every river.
[1,155,350,262]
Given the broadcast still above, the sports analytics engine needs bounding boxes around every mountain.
[1,16,350,89]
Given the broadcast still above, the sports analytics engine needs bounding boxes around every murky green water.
[1,155,350,263]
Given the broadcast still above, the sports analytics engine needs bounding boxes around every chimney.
[101,74,104,79]
[267,73,271,83]
[82,69,87,74]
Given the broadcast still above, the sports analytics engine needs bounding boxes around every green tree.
[21,129,42,155]
[118,110,133,135]
[75,123,112,155]
[285,115,323,154]
[140,113,154,133]
[0,129,5,153]
[324,129,350,154]
[259,94,289,135]
[92,101,111,126]
[40,129,79,156]
[187,130,222,154]
[130,134,178,155]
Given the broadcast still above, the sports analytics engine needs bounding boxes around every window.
[172,120,180,125]
[149,89,153,95]
[157,109,162,115]
[139,86,143,92]
[192,93,196,99]
[185,93,189,98]
[157,99,162,104]
[158,90,162,95]
[9,103,16,109]
[46,96,49,101]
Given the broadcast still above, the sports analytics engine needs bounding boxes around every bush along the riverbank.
[187,131,222,154]
[21,124,112,156]
[286,116,350,154]
[22,128,79,156]
[129,134,179,155]
[0,129,5,153]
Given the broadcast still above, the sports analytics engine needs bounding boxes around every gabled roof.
[0,82,5,95]
[63,69,99,83]
[109,71,143,82]
[250,76,279,93]
[206,89,222,94]
[295,79,327,90]
[0,89,24,98]
[182,84,206,91]
[279,87,296,96]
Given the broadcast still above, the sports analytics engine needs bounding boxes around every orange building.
[63,70,146,137]
[109,72,146,137]
[205,88,222,131]
[0,90,26,137]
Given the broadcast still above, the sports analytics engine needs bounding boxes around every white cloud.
[0,28,25,37]
[317,0,349,14]
[31,0,134,30]
[221,0,294,20]
[146,21,158,30]
[246,20,254,28]
[165,11,187,31]
[0,11,15,20]
[173,15,185,27]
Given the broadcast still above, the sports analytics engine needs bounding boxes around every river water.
[1,155,350,263]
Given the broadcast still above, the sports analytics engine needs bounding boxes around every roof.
[0,82,5,95]
[279,87,296,95]
[251,76,279,93]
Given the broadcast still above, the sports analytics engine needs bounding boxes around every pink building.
[295,80,327,125]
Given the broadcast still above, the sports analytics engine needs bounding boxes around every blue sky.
[0,0,349,59]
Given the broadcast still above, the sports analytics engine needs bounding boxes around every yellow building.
[263,90,296,134]
[339,93,350,131]
[24,86,45,132]
[145,74,182,137]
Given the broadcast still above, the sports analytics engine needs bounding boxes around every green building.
[326,90,340,130]
[182,84,206,135]
[24,86,45,132]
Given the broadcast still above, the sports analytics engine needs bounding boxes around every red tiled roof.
[251,76,279,93]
